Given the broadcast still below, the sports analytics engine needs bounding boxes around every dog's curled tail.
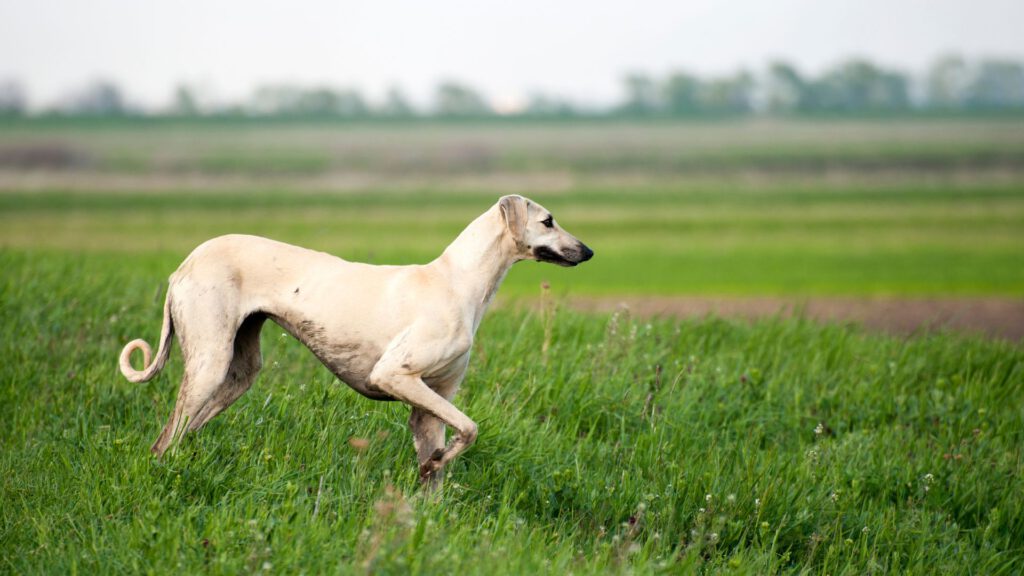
[119,293,174,383]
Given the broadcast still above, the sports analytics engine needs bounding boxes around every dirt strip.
[558,296,1024,341]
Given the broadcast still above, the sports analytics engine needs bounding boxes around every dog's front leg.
[369,367,477,486]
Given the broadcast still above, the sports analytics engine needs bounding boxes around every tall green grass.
[2,252,1022,574]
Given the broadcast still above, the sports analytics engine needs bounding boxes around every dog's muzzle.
[534,243,594,267]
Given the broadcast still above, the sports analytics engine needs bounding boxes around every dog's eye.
[541,215,554,228]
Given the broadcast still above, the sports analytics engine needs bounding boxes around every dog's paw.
[418,448,446,480]
[418,462,439,480]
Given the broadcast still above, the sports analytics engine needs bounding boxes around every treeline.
[1,55,1023,119]
[624,56,1024,116]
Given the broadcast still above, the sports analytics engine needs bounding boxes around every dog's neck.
[436,205,519,332]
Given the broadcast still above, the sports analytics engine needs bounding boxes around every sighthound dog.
[119,195,592,486]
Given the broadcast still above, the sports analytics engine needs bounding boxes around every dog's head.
[498,194,593,266]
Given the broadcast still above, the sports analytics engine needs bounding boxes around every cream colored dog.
[119,194,592,485]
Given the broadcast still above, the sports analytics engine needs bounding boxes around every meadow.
[1,118,1023,573]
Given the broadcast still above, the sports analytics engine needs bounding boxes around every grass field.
[2,119,1023,573]
[2,253,1023,574]
[3,118,1024,297]
[1,184,1023,297]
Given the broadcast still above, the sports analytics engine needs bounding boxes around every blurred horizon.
[2,0,1023,114]
[2,53,1024,119]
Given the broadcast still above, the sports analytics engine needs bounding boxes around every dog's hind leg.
[151,314,266,456]
[151,347,233,456]
[409,408,447,491]
[189,313,266,430]
[150,282,258,457]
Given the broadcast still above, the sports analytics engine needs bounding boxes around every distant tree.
[333,89,369,117]
[697,70,754,114]
[248,85,368,117]
[619,73,660,115]
[434,81,491,117]
[926,55,969,109]
[380,86,416,117]
[877,70,911,110]
[524,93,576,117]
[0,79,27,116]
[663,71,701,115]
[965,59,1024,110]
[64,80,126,115]
[764,61,807,113]
[249,85,298,115]
[296,87,341,116]
[806,60,909,112]
[171,84,200,116]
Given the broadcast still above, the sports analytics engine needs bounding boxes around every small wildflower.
[830,491,839,502]
[755,498,761,508]
[705,493,713,502]
[698,507,705,514]
[726,493,736,505]
[922,473,934,492]
[708,532,719,544]
[862,526,870,534]
[814,422,825,435]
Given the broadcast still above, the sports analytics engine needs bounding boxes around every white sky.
[2,0,1023,110]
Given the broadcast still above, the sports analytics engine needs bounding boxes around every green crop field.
[3,118,1024,297]
[1,184,1023,297]
[2,119,1023,573]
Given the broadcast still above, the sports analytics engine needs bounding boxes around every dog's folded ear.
[498,195,528,247]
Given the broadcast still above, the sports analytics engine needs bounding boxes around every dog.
[119,194,592,486]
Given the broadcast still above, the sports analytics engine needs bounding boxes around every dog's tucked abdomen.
[291,318,392,400]
[260,310,390,400]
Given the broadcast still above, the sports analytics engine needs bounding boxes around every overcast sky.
[2,0,1023,110]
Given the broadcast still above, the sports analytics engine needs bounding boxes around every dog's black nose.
[579,243,594,262]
